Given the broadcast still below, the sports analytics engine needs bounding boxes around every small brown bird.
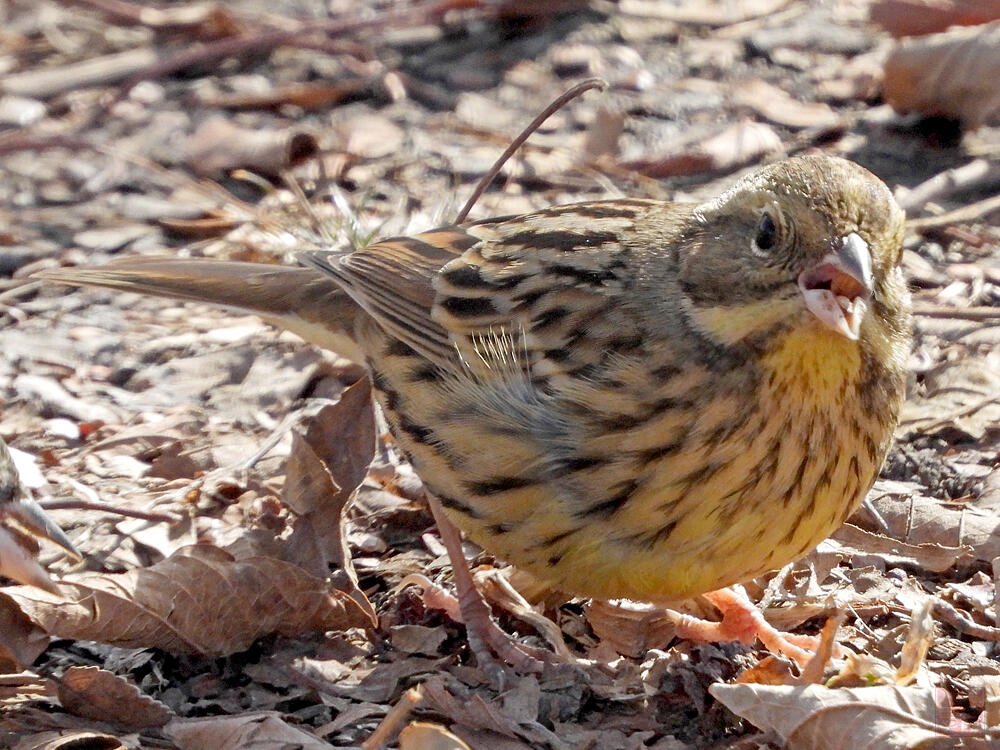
[40,155,911,667]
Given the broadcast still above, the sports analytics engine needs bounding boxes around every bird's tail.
[37,257,365,360]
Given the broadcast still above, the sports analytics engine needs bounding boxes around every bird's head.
[676,155,909,354]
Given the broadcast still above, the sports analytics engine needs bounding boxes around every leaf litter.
[1,0,1000,748]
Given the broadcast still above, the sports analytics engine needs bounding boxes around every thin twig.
[896,158,1000,212]
[934,597,1000,641]
[906,193,1000,231]
[89,0,473,127]
[913,304,1000,321]
[454,77,608,224]
[0,281,42,304]
[39,499,181,524]
[361,686,423,750]
[993,557,1000,630]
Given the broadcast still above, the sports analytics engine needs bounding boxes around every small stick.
[361,685,423,750]
[87,0,466,128]
[39,499,181,524]
[913,304,1000,321]
[454,77,608,224]
[906,193,1000,231]
[896,158,999,212]
[993,556,1000,630]
[933,597,1000,641]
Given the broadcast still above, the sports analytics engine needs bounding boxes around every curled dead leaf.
[284,377,376,620]
[710,683,958,749]
[57,666,172,728]
[186,116,318,178]
[884,21,1000,128]
[165,712,330,750]
[871,0,1000,38]
[1,544,373,657]
[585,599,680,659]
[733,79,843,129]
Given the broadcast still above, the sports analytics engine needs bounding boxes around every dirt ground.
[1,1,1000,748]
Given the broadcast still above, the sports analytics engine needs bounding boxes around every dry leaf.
[165,712,330,750]
[897,352,1000,440]
[284,378,377,620]
[896,599,935,687]
[421,677,525,739]
[0,544,372,657]
[585,599,679,659]
[871,0,1000,38]
[733,80,844,129]
[830,523,974,573]
[399,721,472,750]
[200,80,369,112]
[0,591,49,667]
[11,731,128,750]
[884,21,1000,128]
[57,666,172,728]
[284,378,376,516]
[185,116,318,178]
[861,480,1000,566]
[338,113,406,160]
[710,683,955,749]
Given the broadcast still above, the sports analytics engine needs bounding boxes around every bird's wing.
[301,199,665,376]
[300,228,477,368]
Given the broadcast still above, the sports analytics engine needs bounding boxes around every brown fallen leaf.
[284,378,377,620]
[185,116,318,179]
[165,712,330,750]
[584,599,680,659]
[337,113,407,160]
[57,666,172,728]
[733,80,844,129]
[0,591,48,668]
[871,0,1000,38]
[896,351,1000,441]
[884,21,1000,128]
[829,523,974,573]
[0,544,373,657]
[858,480,1000,567]
[199,80,371,111]
[710,683,960,749]
[420,676,527,740]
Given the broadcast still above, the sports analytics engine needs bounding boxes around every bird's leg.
[669,585,832,668]
[425,494,545,678]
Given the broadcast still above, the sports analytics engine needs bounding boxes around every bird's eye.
[753,211,779,253]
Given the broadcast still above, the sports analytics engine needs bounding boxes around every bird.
[38,155,911,670]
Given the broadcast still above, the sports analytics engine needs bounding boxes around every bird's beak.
[797,232,873,340]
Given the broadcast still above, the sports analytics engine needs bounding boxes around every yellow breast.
[539,327,882,602]
[368,317,895,605]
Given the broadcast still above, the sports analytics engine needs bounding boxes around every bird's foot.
[398,572,547,688]
[669,585,842,669]
[422,495,547,686]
